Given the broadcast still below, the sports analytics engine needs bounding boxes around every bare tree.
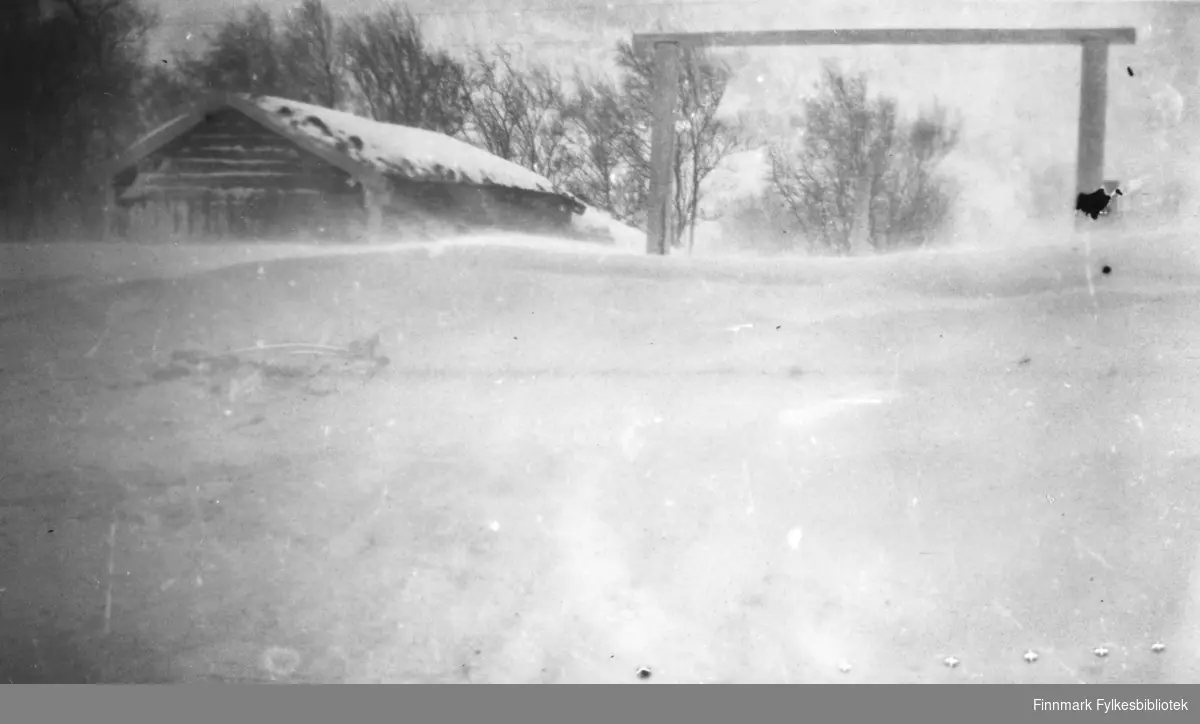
[768,64,884,254]
[279,0,344,108]
[62,0,157,151]
[674,50,743,254]
[559,73,640,219]
[516,64,572,184]
[466,46,572,185]
[613,40,740,247]
[180,5,285,97]
[607,42,656,230]
[1,0,156,238]
[466,48,521,162]
[878,103,958,247]
[769,63,958,254]
[138,58,197,131]
[340,5,469,136]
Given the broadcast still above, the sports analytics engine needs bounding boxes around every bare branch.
[766,62,959,253]
[340,6,469,136]
[279,0,345,108]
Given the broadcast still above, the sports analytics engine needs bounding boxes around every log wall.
[113,109,365,242]
[108,106,580,244]
[385,177,575,238]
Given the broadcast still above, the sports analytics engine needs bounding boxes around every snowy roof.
[95,92,582,211]
[247,95,571,198]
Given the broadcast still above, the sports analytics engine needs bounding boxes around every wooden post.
[634,28,1133,251]
[646,41,680,256]
[1075,40,1109,215]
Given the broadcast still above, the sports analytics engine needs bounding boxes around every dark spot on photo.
[1076,186,1122,220]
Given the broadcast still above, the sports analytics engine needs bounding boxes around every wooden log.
[179,133,291,149]
[646,41,680,256]
[126,173,334,194]
[166,158,301,174]
[171,144,303,161]
[632,27,1137,51]
[1075,40,1109,211]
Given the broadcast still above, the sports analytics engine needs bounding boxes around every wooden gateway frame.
[632,27,1138,255]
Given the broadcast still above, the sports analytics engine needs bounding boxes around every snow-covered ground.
[570,206,647,251]
[3,225,1200,683]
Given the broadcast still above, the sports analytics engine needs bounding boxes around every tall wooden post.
[646,41,680,256]
[636,28,1133,253]
[1075,39,1110,214]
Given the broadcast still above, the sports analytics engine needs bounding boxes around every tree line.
[0,0,961,255]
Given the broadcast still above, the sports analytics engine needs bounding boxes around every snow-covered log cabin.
[92,92,585,243]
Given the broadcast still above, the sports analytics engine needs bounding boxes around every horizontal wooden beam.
[121,172,337,194]
[632,27,1137,50]
[182,132,288,144]
[173,144,303,160]
[165,158,301,173]
[119,190,316,200]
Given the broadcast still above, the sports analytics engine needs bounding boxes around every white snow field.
[1,223,1199,684]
